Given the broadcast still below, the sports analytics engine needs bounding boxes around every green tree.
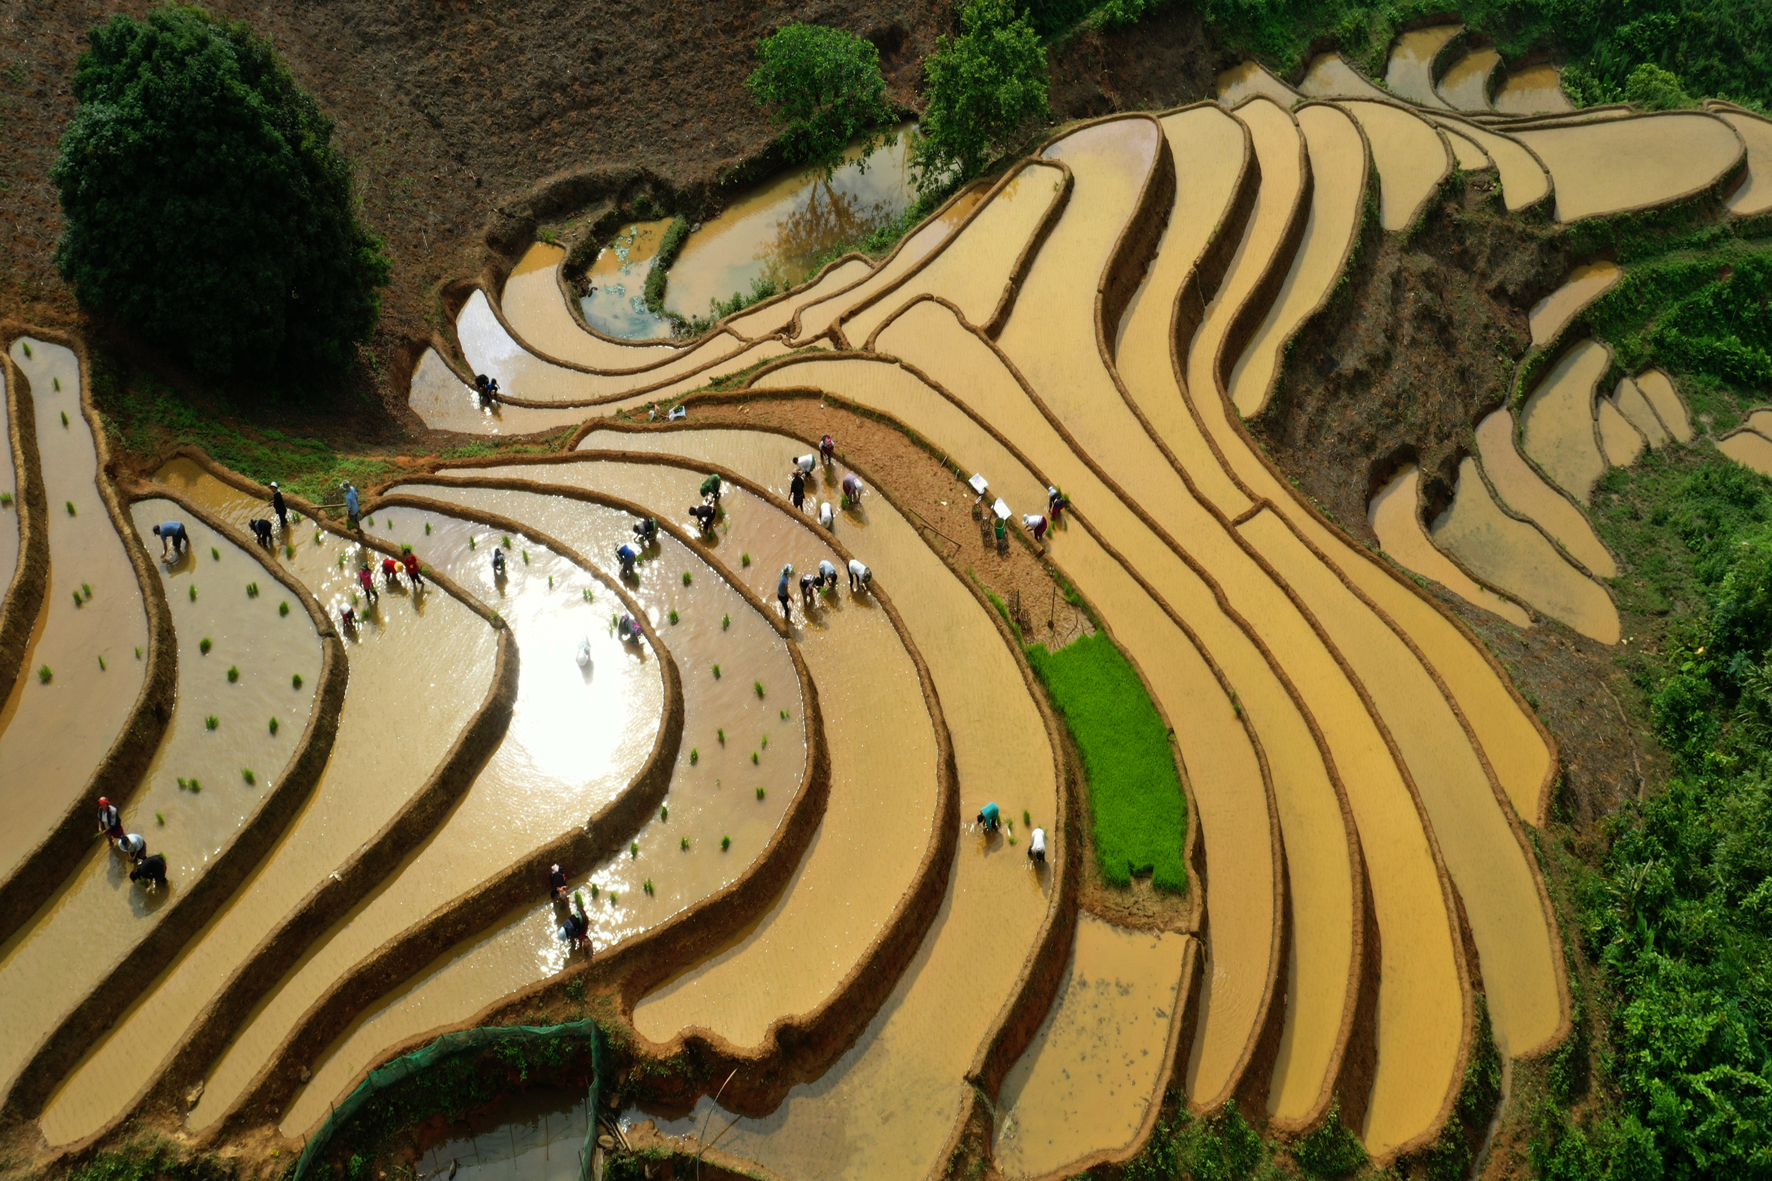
[1622,62,1693,110]
[745,24,896,179]
[52,3,389,382]
[912,0,1050,195]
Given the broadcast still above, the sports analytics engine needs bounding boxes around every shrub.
[745,23,896,178]
[50,3,390,380]
[913,0,1049,193]
[1623,62,1693,109]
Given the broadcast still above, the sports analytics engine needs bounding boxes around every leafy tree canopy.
[52,3,390,383]
[912,0,1050,195]
[745,24,896,179]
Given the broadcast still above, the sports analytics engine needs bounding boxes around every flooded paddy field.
[19,60,1758,1181]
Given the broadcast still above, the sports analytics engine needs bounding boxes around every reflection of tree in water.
[761,179,902,286]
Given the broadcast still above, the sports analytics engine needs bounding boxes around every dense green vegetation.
[52,3,389,382]
[1201,0,1770,112]
[1025,631,1187,890]
[745,24,897,179]
[913,0,1052,194]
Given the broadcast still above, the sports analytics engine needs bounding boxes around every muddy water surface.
[562,428,1053,1181]
[1493,66,1574,116]
[1520,340,1609,504]
[723,257,870,341]
[1436,49,1498,110]
[1612,378,1669,446]
[1298,53,1388,100]
[1423,115,1548,210]
[1432,458,1619,644]
[665,133,915,319]
[1474,410,1615,578]
[1229,103,1366,416]
[1216,61,1299,107]
[503,239,679,362]
[1338,100,1450,230]
[407,348,591,437]
[1634,369,1691,442]
[39,463,499,1146]
[280,482,802,1136]
[994,920,1192,1178]
[1719,430,1772,477]
[1441,127,1493,171]
[1718,110,1772,216]
[0,502,320,1108]
[1528,261,1621,346]
[1384,27,1459,108]
[839,161,1067,347]
[1514,113,1744,222]
[1598,399,1645,468]
[1370,466,1530,628]
[0,340,149,883]
[194,509,661,1132]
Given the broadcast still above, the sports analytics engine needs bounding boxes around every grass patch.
[1025,631,1186,891]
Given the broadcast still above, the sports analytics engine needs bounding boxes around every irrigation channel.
[8,54,1769,1181]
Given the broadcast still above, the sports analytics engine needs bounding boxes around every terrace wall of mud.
[36,450,521,1158]
[1,480,347,1132]
[0,325,176,950]
[361,452,962,1123]
[0,351,47,715]
[207,493,691,1141]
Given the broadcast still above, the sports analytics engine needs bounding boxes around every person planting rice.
[614,543,638,576]
[130,853,168,891]
[848,558,872,593]
[548,863,568,901]
[271,481,288,529]
[793,453,816,476]
[819,434,836,463]
[119,832,147,861]
[617,614,641,643]
[493,547,508,578]
[842,473,864,505]
[1028,827,1046,865]
[790,471,807,510]
[777,564,794,619]
[340,604,356,630]
[96,797,123,847]
[799,570,817,610]
[342,483,359,529]
[1047,486,1068,521]
[633,516,658,546]
[818,559,838,590]
[356,563,378,603]
[250,518,274,548]
[474,374,500,405]
[563,904,591,952]
[818,502,834,530]
[699,473,723,503]
[1023,513,1048,542]
[978,802,1001,833]
[402,548,423,588]
[381,556,401,588]
[152,520,189,558]
[688,504,717,534]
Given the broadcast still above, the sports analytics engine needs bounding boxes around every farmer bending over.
[153,521,189,558]
[977,802,1001,834]
[1028,827,1047,865]
[699,474,723,503]
[1023,513,1048,542]
[130,853,168,891]
[847,559,871,593]
[250,518,274,548]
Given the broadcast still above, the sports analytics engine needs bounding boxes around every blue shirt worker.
[152,521,188,557]
[977,802,1001,833]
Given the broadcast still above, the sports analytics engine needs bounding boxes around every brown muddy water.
[993,920,1192,1178]
[1297,53,1389,100]
[407,348,593,437]
[39,462,499,1147]
[722,257,870,342]
[1369,465,1531,628]
[1598,398,1646,468]
[1441,126,1494,171]
[1216,61,1300,108]
[280,480,803,1136]
[664,132,915,320]
[502,239,680,363]
[1528,261,1622,346]
[1719,429,1772,477]
[1423,114,1550,210]
[1520,339,1611,505]
[1229,103,1366,416]
[1431,457,1620,644]
[1634,369,1692,442]
[1612,377,1670,447]
[0,500,321,1109]
[783,187,984,345]
[839,160,1068,347]
[1493,66,1575,117]
[1436,48,1500,111]
[1384,27,1460,109]
[571,432,1059,1181]
[1338,100,1451,231]
[0,339,150,884]
[1514,113,1744,222]
[1474,409,1617,579]
[193,506,662,1133]
[1718,109,1772,216]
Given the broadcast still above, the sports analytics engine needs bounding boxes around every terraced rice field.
[8,57,1756,1180]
